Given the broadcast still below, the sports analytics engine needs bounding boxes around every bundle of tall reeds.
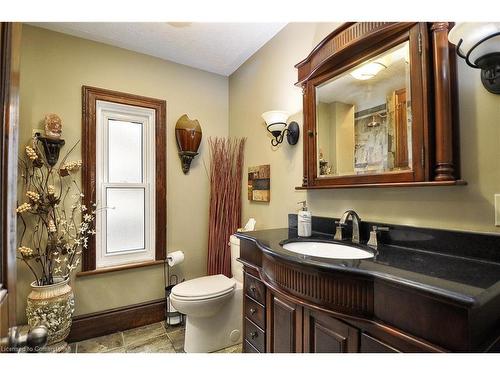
[207,137,246,277]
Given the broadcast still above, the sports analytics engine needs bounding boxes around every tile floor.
[70,321,242,353]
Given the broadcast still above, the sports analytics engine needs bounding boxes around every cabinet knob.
[249,308,256,315]
[250,331,258,339]
[250,286,256,293]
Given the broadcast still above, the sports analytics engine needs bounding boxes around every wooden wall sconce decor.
[36,113,65,167]
[295,22,466,190]
[175,114,202,174]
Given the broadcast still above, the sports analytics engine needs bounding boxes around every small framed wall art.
[248,164,270,202]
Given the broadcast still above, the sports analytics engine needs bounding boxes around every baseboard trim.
[68,298,166,343]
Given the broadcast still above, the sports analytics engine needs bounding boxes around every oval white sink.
[282,241,374,260]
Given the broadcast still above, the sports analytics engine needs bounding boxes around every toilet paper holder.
[165,275,185,327]
[164,251,185,328]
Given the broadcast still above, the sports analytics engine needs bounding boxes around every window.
[82,87,166,272]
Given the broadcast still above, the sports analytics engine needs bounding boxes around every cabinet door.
[303,308,359,353]
[360,333,400,353]
[267,290,302,353]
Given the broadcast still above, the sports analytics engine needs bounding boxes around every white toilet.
[170,235,243,353]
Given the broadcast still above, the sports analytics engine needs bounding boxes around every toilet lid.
[171,274,235,300]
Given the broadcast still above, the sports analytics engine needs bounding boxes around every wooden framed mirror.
[295,22,465,189]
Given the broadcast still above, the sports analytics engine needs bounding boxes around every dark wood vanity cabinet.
[243,270,267,353]
[267,289,303,353]
[359,333,400,353]
[303,308,359,353]
[239,236,500,353]
[242,270,403,353]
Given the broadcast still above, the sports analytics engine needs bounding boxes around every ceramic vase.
[26,278,74,352]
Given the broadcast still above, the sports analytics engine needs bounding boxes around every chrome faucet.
[334,209,361,244]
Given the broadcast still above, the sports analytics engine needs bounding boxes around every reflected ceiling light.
[448,22,500,94]
[350,62,387,80]
[261,110,300,147]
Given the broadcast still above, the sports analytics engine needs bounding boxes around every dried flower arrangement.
[207,137,245,278]
[17,138,96,286]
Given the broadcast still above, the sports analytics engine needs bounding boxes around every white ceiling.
[28,22,287,76]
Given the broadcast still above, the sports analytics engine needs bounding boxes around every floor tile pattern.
[71,321,242,353]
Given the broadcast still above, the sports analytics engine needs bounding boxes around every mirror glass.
[315,41,412,177]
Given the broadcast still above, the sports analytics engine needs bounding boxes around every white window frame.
[95,100,156,268]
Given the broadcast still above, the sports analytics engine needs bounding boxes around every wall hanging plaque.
[248,164,270,202]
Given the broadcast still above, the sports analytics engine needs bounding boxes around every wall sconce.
[175,114,202,174]
[261,110,300,147]
[36,113,65,167]
[36,135,65,167]
[449,22,500,94]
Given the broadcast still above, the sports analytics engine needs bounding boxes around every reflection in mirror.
[316,41,412,177]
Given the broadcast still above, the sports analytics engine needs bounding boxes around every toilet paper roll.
[167,251,184,267]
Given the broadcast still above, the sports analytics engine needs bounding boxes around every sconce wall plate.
[286,121,300,145]
[175,114,202,174]
[478,52,500,94]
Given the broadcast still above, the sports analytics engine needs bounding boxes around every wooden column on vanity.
[301,85,311,187]
[431,22,455,181]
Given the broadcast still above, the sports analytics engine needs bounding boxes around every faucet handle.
[368,226,390,249]
[334,221,345,241]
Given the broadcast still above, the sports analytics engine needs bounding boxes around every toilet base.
[183,283,243,353]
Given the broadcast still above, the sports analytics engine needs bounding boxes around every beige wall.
[17,25,229,321]
[229,22,500,234]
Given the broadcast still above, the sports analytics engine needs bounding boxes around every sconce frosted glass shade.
[350,62,386,80]
[262,110,290,127]
[267,123,286,133]
[449,23,500,64]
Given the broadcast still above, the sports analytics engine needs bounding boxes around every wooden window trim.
[81,86,166,273]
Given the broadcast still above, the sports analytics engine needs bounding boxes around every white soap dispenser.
[297,201,312,237]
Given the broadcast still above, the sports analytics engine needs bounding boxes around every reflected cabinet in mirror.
[296,23,465,189]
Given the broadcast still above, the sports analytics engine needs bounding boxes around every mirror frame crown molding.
[295,22,465,190]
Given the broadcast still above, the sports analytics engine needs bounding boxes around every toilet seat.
[171,274,236,301]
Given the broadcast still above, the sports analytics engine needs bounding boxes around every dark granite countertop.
[235,228,500,307]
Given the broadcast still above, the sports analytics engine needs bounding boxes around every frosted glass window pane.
[106,188,145,253]
[108,119,143,183]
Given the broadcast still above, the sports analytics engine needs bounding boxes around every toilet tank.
[230,235,243,283]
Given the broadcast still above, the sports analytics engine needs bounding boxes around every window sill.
[77,259,165,277]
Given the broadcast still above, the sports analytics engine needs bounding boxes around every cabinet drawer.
[244,273,265,304]
[245,318,265,352]
[243,339,260,353]
[245,296,265,330]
